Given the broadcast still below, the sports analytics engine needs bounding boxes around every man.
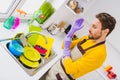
[45,13,116,80]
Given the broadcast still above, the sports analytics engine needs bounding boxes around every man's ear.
[103,29,109,36]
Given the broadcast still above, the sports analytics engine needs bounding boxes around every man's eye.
[94,27,97,29]
[92,25,97,29]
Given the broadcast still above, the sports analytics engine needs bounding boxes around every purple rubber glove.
[63,36,72,57]
[67,18,84,37]
[63,18,84,57]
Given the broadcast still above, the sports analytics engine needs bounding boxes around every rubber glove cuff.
[63,49,71,57]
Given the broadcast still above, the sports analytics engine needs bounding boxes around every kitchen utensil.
[29,24,42,32]
[0,38,16,42]
[26,31,54,58]
[8,40,24,57]
[20,55,40,68]
[3,16,15,29]
[23,47,41,62]
[34,45,47,55]
[0,33,24,43]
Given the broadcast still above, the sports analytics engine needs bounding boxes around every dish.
[8,40,24,57]
[20,55,40,68]
[23,47,41,62]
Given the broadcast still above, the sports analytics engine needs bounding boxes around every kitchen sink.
[0,41,57,76]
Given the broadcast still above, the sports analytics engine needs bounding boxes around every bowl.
[8,40,24,57]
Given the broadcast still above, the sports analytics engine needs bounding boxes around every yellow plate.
[20,55,40,68]
[24,47,40,61]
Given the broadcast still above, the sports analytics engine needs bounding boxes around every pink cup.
[12,17,20,29]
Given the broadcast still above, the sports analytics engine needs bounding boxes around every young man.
[45,13,116,80]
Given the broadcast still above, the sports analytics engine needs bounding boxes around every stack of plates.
[20,47,41,68]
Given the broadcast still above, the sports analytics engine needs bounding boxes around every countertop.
[0,22,65,80]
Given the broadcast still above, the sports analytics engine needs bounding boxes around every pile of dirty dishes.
[7,40,41,69]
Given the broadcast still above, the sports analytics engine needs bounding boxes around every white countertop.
[0,22,65,80]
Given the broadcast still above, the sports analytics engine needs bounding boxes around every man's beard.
[88,30,103,40]
[88,34,102,40]
[88,35,94,39]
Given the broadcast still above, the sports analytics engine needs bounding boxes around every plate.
[20,55,40,68]
[23,47,40,62]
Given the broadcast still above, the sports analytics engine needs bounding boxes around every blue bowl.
[8,40,24,57]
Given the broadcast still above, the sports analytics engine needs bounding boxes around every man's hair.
[96,13,116,35]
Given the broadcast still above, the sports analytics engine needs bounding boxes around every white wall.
[82,0,120,79]
[82,0,120,53]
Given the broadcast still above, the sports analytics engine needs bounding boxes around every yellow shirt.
[63,36,107,79]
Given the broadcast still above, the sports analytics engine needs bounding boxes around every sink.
[0,41,57,76]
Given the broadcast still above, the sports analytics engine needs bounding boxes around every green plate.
[23,47,40,62]
[20,55,39,68]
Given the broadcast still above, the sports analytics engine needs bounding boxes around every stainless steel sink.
[0,41,57,76]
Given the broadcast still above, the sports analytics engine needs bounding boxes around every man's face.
[88,19,103,40]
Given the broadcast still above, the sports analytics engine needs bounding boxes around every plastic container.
[3,16,15,29]
[12,17,20,29]
[8,40,24,57]
[35,1,55,24]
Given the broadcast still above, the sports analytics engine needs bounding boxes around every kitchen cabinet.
[64,0,97,15]
[41,0,97,30]
[65,0,86,15]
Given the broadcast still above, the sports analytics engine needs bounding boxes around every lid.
[20,55,39,68]
[23,47,40,62]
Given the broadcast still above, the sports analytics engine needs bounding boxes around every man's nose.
[89,27,92,32]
